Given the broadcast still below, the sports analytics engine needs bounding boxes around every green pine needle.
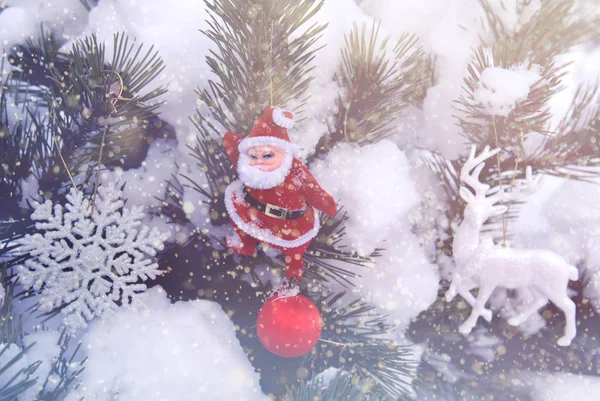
[310,22,424,161]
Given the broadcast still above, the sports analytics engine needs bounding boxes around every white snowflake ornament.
[14,183,170,331]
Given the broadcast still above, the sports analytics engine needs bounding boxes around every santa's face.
[237,144,293,190]
[246,145,286,172]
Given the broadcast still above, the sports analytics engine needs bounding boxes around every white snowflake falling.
[14,183,170,330]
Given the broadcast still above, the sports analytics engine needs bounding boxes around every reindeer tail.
[568,265,579,281]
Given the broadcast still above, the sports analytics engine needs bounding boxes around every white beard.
[237,151,293,189]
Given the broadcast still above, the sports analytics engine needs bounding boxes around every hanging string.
[491,116,508,247]
[51,119,79,196]
[90,70,126,216]
[492,117,527,247]
[269,19,274,106]
[504,129,526,239]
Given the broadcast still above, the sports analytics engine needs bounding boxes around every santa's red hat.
[238,105,301,155]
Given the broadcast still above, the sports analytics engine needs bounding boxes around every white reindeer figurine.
[445,145,579,347]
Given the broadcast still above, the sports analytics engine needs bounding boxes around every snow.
[311,140,420,256]
[530,373,600,401]
[352,225,439,332]
[0,331,64,401]
[311,367,341,387]
[103,139,177,209]
[311,140,437,334]
[0,7,33,48]
[358,0,485,158]
[0,0,87,49]
[21,331,63,399]
[67,286,268,401]
[473,66,542,116]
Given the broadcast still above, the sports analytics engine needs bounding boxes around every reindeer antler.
[513,166,542,196]
[460,145,501,197]
[488,165,542,205]
[459,145,541,218]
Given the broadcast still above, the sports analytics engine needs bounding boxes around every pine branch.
[200,0,326,133]
[304,208,379,288]
[455,46,563,156]
[0,72,37,202]
[304,291,416,400]
[414,54,436,108]
[3,32,167,204]
[480,0,599,63]
[282,370,386,401]
[310,22,424,162]
[8,29,69,101]
[532,84,600,180]
[0,264,41,399]
[460,0,598,160]
[186,116,236,226]
[34,328,85,401]
[153,169,193,226]
[44,32,166,170]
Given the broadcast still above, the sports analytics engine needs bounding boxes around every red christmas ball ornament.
[257,290,322,358]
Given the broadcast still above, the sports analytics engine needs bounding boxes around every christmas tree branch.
[479,0,599,63]
[310,22,424,162]
[533,84,600,180]
[282,370,386,401]
[460,0,598,160]
[455,46,562,155]
[305,291,416,400]
[200,0,325,133]
[304,208,380,288]
[7,29,69,103]
[4,32,167,204]
[47,32,166,170]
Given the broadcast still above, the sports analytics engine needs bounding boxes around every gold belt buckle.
[264,203,286,219]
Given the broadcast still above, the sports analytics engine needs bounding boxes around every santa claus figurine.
[223,105,337,281]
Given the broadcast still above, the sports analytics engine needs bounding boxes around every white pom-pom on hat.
[272,107,294,129]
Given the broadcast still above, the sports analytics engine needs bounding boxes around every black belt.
[242,187,306,220]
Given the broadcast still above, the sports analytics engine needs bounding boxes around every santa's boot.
[283,245,308,280]
[227,224,257,256]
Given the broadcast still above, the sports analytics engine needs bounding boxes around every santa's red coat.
[223,132,337,249]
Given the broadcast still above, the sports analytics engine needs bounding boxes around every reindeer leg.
[446,272,493,322]
[459,283,496,335]
[547,292,577,347]
[507,288,548,327]
[458,287,493,323]
[445,271,461,302]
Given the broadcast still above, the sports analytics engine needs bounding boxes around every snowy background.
[2,0,600,399]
